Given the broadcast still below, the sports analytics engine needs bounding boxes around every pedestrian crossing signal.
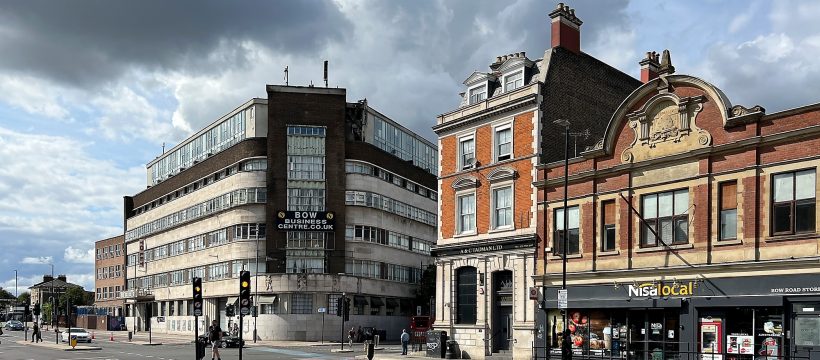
[239,271,251,316]
[192,277,203,317]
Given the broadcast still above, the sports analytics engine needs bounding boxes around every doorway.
[792,302,820,360]
[144,303,152,331]
[627,309,679,360]
[493,271,513,352]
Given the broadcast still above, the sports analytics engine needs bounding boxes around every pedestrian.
[208,320,223,360]
[401,329,410,355]
[31,323,39,343]
[348,327,355,347]
[36,322,42,343]
[232,323,238,337]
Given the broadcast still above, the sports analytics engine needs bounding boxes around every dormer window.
[504,71,524,92]
[469,85,487,104]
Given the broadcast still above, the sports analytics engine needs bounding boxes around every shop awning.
[257,295,277,304]
[370,297,384,307]
[227,297,238,305]
[385,298,399,308]
[354,295,368,306]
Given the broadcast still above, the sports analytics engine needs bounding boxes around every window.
[291,293,313,314]
[719,181,738,240]
[641,189,689,247]
[327,294,341,316]
[504,71,524,92]
[602,200,616,252]
[468,85,487,104]
[287,188,326,211]
[772,169,816,235]
[554,206,580,255]
[456,267,477,324]
[495,126,512,161]
[459,137,475,170]
[457,194,476,234]
[492,186,512,229]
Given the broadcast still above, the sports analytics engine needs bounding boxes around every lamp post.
[253,233,260,343]
[553,119,571,360]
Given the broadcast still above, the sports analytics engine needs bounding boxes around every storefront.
[537,273,820,360]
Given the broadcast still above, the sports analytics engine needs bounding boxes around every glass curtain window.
[554,206,580,255]
[493,186,512,228]
[458,194,476,233]
[496,127,512,161]
[460,138,475,169]
[504,71,524,92]
[641,189,689,247]
[772,169,816,235]
[456,267,477,324]
[469,85,487,104]
[719,181,738,240]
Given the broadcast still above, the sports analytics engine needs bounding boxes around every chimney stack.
[57,274,67,282]
[549,3,583,54]
[640,51,660,83]
[658,49,675,76]
[43,275,54,283]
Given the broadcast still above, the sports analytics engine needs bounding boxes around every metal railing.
[532,344,814,360]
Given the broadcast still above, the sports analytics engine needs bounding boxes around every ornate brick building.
[432,4,639,359]
[536,49,820,359]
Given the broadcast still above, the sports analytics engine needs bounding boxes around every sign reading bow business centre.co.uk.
[627,280,699,298]
[275,210,335,231]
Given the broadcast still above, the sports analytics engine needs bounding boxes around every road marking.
[251,347,336,358]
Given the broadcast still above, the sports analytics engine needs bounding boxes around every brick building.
[432,4,639,359]
[94,234,125,316]
[122,86,436,341]
[535,49,820,359]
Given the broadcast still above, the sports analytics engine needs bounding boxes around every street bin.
[196,337,207,360]
[426,330,447,358]
[366,341,375,360]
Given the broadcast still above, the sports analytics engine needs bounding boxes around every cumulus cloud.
[21,256,53,265]
[64,246,95,264]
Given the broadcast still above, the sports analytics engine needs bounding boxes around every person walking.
[208,320,223,360]
[36,322,42,343]
[30,323,39,343]
[401,329,410,355]
[348,327,355,348]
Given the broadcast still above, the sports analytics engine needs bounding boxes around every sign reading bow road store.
[275,211,335,231]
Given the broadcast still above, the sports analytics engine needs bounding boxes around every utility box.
[426,330,447,358]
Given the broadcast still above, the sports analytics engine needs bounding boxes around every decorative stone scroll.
[621,94,710,164]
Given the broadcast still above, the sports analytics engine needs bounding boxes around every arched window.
[456,267,477,324]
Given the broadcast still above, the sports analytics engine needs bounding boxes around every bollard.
[110,332,114,341]
[367,341,375,360]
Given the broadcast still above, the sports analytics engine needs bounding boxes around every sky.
[1,0,819,294]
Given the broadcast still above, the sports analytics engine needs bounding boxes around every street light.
[553,118,571,360]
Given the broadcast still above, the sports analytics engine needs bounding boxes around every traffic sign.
[318,307,326,313]
[558,289,568,309]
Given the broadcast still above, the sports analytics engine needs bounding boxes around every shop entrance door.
[493,271,513,352]
[792,303,820,360]
[628,310,679,360]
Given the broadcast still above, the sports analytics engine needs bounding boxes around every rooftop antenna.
[569,129,590,157]
[284,66,289,86]
[323,60,328,88]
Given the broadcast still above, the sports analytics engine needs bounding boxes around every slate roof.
[29,278,83,290]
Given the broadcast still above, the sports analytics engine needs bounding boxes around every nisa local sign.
[276,211,335,231]
[627,281,698,298]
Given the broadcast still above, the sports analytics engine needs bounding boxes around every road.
[0,330,397,360]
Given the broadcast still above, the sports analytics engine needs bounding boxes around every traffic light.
[343,297,351,321]
[226,304,235,317]
[239,271,251,316]
[33,303,40,316]
[24,304,30,318]
[192,277,203,317]
[336,297,343,318]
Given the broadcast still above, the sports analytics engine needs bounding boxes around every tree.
[414,264,437,315]
[42,302,53,324]
[59,286,91,311]
[17,291,30,305]
[0,287,15,300]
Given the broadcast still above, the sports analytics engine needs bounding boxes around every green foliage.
[59,287,91,311]
[17,291,30,305]
[414,264,436,313]
[0,287,15,299]
[42,302,53,323]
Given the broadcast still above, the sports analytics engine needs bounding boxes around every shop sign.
[275,211,335,231]
[432,236,535,257]
[627,281,698,298]
[727,335,753,354]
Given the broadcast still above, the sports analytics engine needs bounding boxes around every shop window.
[719,181,738,240]
[641,189,689,247]
[456,267,477,324]
[772,169,816,235]
[601,200,616,252]
[554,206,580,255]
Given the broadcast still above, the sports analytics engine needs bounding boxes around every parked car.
[4,320,24,331]
[197,331,245,348]
[60,328,92,343]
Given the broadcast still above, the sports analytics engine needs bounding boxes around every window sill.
[454,232,478,239]
[548,254,583,261]
[488,227,515,234]
[635,243,694,253]
[714,239,742,247]
[597,250,620,257]
[765,233,820,243]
